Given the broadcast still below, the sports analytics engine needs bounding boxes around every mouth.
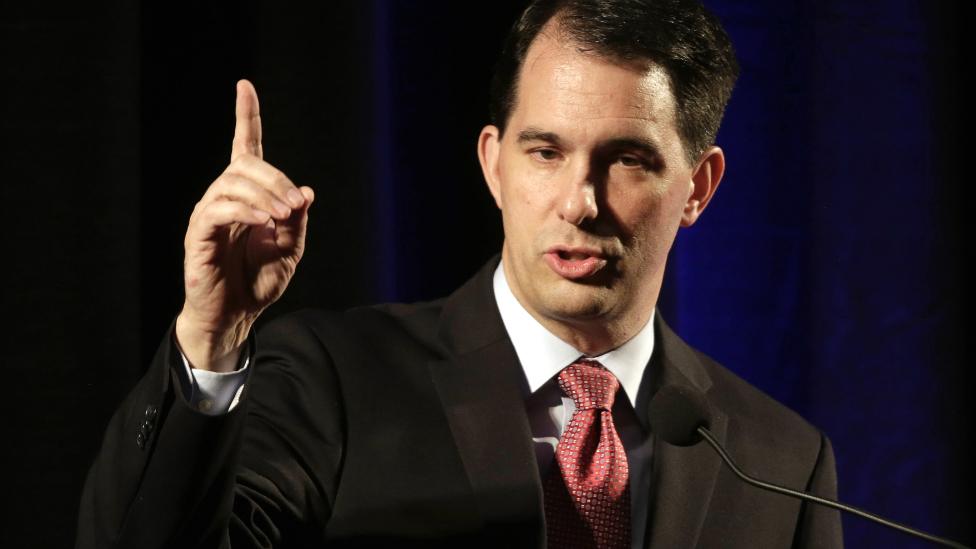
[543,246,609,280]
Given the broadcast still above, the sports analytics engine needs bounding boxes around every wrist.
[175,309,252,372]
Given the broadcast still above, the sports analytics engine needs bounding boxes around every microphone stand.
[696,426,970,549]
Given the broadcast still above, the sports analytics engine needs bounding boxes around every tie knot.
[557,359,619,411]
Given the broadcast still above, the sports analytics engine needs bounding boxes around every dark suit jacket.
[77,258,843,548]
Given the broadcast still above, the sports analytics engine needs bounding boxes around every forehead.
[512,30,677,138]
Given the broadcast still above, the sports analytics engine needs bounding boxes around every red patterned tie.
[544,359,631,549]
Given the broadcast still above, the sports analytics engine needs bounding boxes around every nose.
[558,174,599,226]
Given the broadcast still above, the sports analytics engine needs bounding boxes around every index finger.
[231,79,263,161]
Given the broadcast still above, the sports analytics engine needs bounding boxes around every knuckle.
[272,170,291,188]
[241,152,260,166]
[212,174,250,201]
[227,154,251,171]
[195,201,215,220]
[210,173,232,192]
[206,199,232,216]
[216,173,237,189]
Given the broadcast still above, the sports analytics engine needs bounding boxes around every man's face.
[479,30,723,348]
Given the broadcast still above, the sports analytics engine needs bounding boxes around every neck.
[539,306,654,357]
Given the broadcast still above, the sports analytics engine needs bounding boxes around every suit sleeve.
[76,313,346,549]
[792,432,844,548]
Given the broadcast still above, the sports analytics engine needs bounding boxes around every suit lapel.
[427,258,545,543]
[643,315,727,548]
[426,260,728,548]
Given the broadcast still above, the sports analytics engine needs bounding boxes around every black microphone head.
[648,385,713,447]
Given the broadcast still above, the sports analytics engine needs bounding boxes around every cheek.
[499,161,555,216]
[498,170,562,261]
[610,182,686,247]
[606,183,663,230]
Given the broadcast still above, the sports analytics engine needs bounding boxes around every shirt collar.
[492,262,655,407]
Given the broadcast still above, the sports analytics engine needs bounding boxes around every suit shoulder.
[259,298,449,359]
[700,348,821,437]
[262,298,444,332]
[695,349,828,474]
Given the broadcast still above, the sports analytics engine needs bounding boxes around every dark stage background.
[2,1,972,547]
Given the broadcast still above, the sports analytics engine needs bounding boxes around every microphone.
[647,385,970,549]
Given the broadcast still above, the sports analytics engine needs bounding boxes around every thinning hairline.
[501,18,699,162]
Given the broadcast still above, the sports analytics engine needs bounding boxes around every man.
[78,1,843,547]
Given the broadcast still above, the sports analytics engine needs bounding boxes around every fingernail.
[287,188,304,208]
[271,199,291,218]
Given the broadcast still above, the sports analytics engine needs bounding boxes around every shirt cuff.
[179,351,249,416]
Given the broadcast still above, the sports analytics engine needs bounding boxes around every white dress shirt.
[493,263,655,549]
[179,354,248,414]
[182,261,656,547]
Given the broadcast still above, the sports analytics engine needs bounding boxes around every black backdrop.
[2,1,972,547]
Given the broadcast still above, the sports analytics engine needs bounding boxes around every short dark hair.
[489,0,739,164]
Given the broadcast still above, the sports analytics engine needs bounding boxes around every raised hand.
[175,79,314,372]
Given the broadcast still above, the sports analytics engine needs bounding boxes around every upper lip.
[546,245,608,258]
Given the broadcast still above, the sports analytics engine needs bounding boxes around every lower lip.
[544,252,608,280]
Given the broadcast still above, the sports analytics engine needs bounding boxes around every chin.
[537,284,614,322]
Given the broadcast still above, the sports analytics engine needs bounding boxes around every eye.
[616,154,645,168]
[530,148,561,162]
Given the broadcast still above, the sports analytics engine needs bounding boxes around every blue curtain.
[667,1,967,546]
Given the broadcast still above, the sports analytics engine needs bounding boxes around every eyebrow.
[516,128,662,158]
[602,136,662,158]
[516,128,564,146]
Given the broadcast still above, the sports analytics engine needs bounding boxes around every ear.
[478,125,503,209]
[681,146,725,227]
